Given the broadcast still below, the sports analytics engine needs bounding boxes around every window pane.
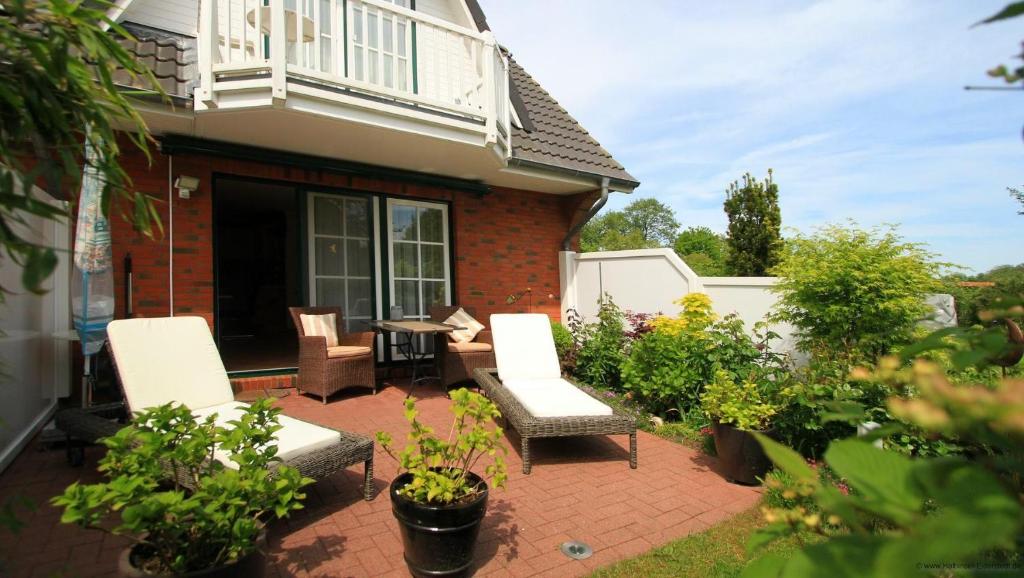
[353,7,363,43]
[421,244,444,279]
[315,238,345,276]
[320,0,331,33]
[346,239,371,276]
[395,280,420,316]
[397,21,406,56]
[391,205,417,241]
[419,207,443,242]
[383,55,393,88]
[423,281,446,308]
[347,278,373,318]
[383,16,393,52]
[314,197,342,234]
[320,39,332,72]
[368,49,378,83]
[397,58,407,91]
[367,11,378,48]
[394,242,418,278]
[316,278,345,307]
[344,198,369,237]
[354,46,364,80]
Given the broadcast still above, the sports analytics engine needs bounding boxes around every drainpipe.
[561,177,609,251]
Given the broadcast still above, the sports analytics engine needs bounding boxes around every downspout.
[561,177,609,251]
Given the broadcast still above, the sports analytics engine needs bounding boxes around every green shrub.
[550,321,574,370]
[771,223,944,361]
[622,294,783,418]
[569,297,627,388]
[377,389,507,505]
[52,400,311,575]
[701,371,785,431]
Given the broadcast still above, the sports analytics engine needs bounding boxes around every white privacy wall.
[0,209,72,473]
[560,248,797,353]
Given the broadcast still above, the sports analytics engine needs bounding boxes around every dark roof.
[113,22,194,100]
[507,56,638,187]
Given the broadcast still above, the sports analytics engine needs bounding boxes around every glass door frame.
[384,197,452,360]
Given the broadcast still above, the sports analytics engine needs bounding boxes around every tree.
[673,226,730,276]
[1011,186,1024,214]
[0,0,163,295]
[946,263,1024,326]
[724,170,782,276]
[621,198,679,247]
[580,197,679,252]
[771,223,944,360]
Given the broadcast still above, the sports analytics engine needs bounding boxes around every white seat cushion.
[444,308,485,343]
[502,378,613,418]
[300,313,339,347]
[108,317,235,412]
[327,345,372,358]
[490,314,561,381]
[192,401,342,469]
[447,341,493,353]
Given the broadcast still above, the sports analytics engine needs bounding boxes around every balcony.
[197,0,511,155]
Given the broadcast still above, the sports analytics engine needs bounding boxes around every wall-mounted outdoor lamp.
[174,175,200,199]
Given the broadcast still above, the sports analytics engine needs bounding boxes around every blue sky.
[479,0,1024,273]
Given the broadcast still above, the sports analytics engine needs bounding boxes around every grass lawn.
[589,506,812,578]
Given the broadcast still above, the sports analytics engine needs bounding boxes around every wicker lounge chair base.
[56,405,376,501]
[473,368,637,474]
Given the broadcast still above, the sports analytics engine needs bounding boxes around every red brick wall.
[111,142,594,329]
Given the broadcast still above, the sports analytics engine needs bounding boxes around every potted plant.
[700,370,783,485]
[52,399,312,577]
[377,388,507,578]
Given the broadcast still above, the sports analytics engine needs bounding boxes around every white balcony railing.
[198,0,510,149]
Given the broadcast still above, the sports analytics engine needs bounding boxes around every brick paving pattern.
[0,383,760,578]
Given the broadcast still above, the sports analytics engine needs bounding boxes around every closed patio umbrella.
[71,138,115,407]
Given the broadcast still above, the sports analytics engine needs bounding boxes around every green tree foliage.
[744,319,1024,578]
[0,0,163,295]
[580,198,679,252]
[724,170,783,276]
[1011,186,1024,214]
[946,264,1024,326]
[673,226,730,276]
[975,2,1024,83]
[771,223,944,360]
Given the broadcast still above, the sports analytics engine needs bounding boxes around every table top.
[366,319,464,334]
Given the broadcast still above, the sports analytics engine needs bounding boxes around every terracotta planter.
[117,532,266,578]
[712,421,772,485]
[390,471,488,578]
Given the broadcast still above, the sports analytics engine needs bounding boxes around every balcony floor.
[0,383,760,577]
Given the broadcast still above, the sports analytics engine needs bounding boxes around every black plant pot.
[712,421,772,485]
[118,531,266,578]
[390,471,489,578]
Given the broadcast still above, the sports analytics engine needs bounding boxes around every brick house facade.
[113,140,596,331]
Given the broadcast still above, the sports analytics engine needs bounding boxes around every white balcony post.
[270,0,288,105]
[501,51,511,156]
[198,0,218,108]
[481,31,497,144]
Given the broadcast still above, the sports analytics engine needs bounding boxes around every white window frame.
[306,192,380,338]
[385,197,451,359]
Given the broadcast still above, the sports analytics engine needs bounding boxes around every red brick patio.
[0,383,760,578]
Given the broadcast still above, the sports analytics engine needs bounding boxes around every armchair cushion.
[327,345,373,359]
[444,307,485,343]
[447,341,493,353]
[502,378,613,418]
[299,313,339,347]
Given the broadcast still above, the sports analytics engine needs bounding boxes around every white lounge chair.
[56,316,374,500]
[472,314,637,474]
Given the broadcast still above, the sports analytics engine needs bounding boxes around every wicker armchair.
[429,305,496,390]
[289,307,376,404]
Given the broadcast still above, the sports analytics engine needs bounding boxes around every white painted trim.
[104,0,135,29]
[0,401,57,474]
[372,196,385,361]
[168,155,174,316]
[361,0,484,39]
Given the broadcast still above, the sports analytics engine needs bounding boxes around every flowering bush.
[622,293,784,418]
[566,298,627,389]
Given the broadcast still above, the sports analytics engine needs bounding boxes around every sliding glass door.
[307,193,377,333]
[387,198,450,356]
